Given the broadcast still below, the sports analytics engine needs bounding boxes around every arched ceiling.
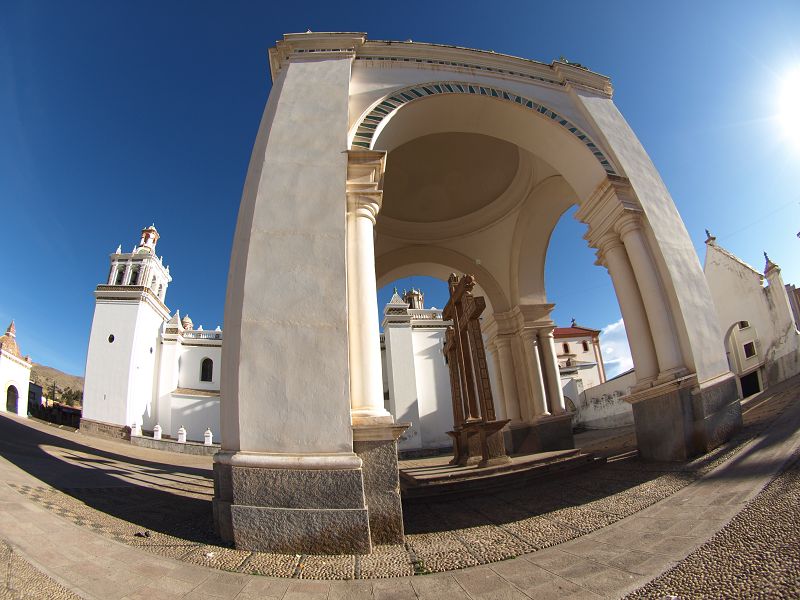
[381,132,519,223]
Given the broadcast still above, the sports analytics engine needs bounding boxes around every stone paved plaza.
[0,379,799,598]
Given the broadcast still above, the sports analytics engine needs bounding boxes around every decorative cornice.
[354,39,612,96]
[575,175,642,248]
[268,32,365,80]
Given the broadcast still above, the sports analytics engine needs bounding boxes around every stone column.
[494,336,521,422]
[596,233,659,383]
[519,328,549,418]
[539,327,566,414]
[485,339,507,421]
[616,214,685,377]
[346,152,393,424]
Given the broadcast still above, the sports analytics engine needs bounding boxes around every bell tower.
[81,225,173,438]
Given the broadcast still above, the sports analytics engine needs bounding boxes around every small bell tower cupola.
[403,288,425,309]
[138,224,160,253]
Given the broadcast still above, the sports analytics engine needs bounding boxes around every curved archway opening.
[6,385,19,414]
[368,88,639,448]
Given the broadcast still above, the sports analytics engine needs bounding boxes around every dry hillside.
[30,363,84,395]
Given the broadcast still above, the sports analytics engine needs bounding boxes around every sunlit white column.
[347,152,393,424]
[520,328,550,418]
[485,339,507,421]
[494,336,521,422]
[596,232,659,383]
[616,214,684,377]
[539,327,567,414]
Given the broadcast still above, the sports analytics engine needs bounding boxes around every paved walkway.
[0,385,799,598]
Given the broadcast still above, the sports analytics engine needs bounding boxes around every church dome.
[181,314,194,330]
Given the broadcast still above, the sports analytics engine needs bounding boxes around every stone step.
[400,450,602,500]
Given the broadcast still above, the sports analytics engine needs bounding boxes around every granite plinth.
[630,374,741,461]
[213,458,372,554]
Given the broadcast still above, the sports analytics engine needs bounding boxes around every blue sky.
[2,1,799,377]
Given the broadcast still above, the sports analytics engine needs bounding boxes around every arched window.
[151,275,157,288]
[562,342,570,354]
[200,358,213,382]
[130,267,140,285]
[582,340,589,352]
[115,267,126,285]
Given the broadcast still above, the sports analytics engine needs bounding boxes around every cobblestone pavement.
[0,540,81,600]
[0,380,797,593]
[627,446,800,599]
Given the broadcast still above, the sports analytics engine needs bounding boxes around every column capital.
[615,212,643,238]
[346,150,387,225]
[494,334,514,349]
[595,231,625,256]
[538,326,555,339]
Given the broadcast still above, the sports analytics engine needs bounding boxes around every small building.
[704,233,800,397]
[0,321,32,418]
[555,321,606,408]
[81,225,222,442]
[27,382,43,412]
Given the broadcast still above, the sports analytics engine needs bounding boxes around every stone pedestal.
[506,413,575,455]
[629,374,741,461]
[212,453,371,555]
[448,419,511,467]
[352,423,409,545]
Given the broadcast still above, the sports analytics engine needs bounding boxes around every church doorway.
[6,385,18,414]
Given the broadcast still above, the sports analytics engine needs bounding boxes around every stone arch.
[375,245,510,313]
[509,175,579,306]
[201,357,214,382]
[351,81,617,176]
[6,385,18,414]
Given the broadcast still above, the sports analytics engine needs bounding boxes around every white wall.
[178,345,222,391]
[0,356,31,417]
[83,300,144,426]
[704,244,800,388]
[169,393,220,442]
[411,329,453,450]
[575,370,636,429]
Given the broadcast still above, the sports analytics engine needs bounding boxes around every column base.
[505,413,575,454]
[353,423,409,545]
[212,452,371,554]
[627,373,741,461]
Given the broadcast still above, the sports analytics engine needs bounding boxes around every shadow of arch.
[376,245,510,313]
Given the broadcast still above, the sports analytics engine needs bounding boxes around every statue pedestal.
[506,413,575,455]
[448,419,511,467]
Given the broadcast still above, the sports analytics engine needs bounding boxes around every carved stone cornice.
[268,32,366,80]
[575,175,643,248]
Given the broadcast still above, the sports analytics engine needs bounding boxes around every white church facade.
[81,225,222,443]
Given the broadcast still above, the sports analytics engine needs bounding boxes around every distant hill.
[30,364,84,395]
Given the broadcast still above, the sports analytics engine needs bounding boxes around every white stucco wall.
[704,243,800,388]
[411,328,453,450]
[83,300,147,427]
[169,393,220,442]
[576,370,636,429]
[178,345,222,391]
[0,356,31,417]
